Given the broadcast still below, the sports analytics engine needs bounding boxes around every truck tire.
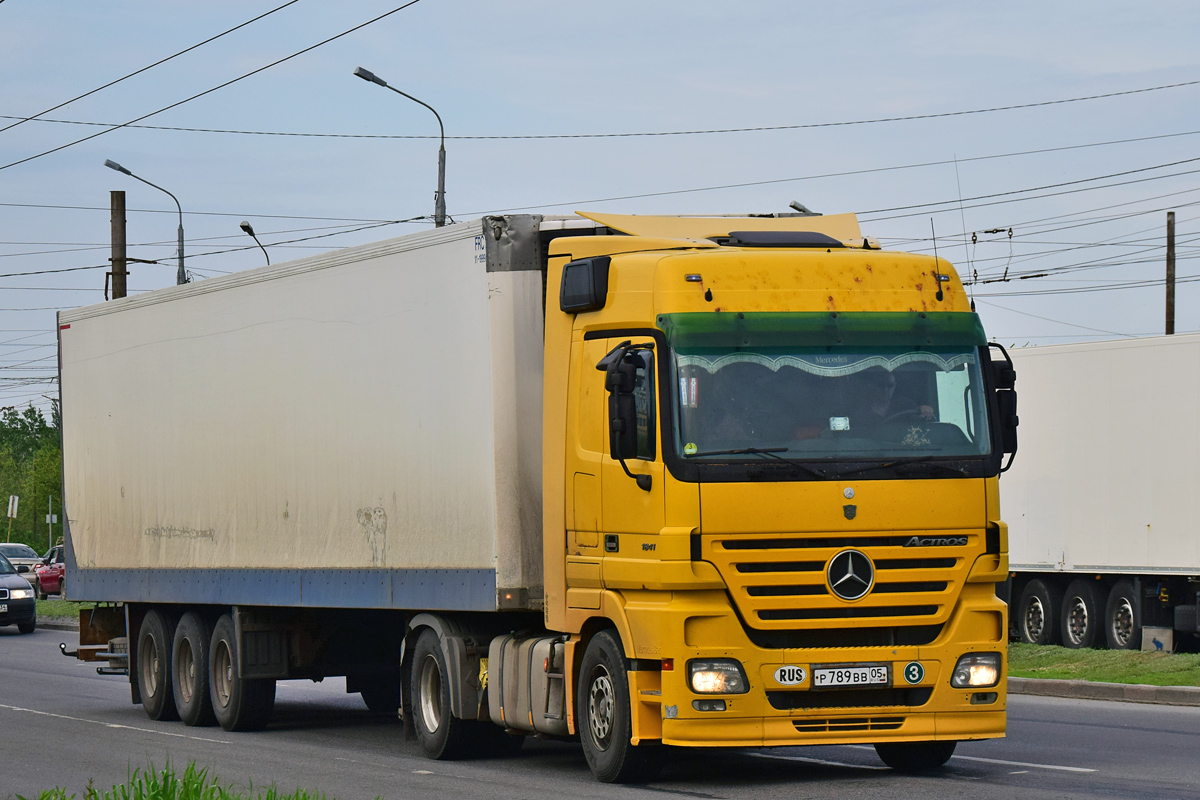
[875,741,957,772]
[410,628,475,759]
[209,614,275,731]
[1061,579,1103,649]
[1017,579,1060,645]
[173,612,216,726]
[1104,580,1142,650]
[137,610,180,721]
[577,630,663,784]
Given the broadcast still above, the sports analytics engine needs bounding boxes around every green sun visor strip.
[656,311,987,350]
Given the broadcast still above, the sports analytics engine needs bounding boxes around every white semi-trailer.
[1004,334,1200,650]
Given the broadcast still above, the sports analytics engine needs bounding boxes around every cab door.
[598,335,666,548]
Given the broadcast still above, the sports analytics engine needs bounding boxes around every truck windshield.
[660,311,992,470]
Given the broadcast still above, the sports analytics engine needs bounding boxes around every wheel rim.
[1111,597,1135,647]
[587,665,615,751]
[213,639,233,709]
[176,638,195,704]
[419,654,443,734]
[1024,596,1045,641]
[141,636,160,697]
[1066,595,1089,644]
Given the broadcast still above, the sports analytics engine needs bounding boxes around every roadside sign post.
[46,496,57,553]
[6,495,17,543]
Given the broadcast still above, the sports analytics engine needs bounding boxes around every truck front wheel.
[577,630,662,784]
[208,614,275,731]
[875,741,957,772]
[137,610,179,721]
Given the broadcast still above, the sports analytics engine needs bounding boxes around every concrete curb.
[1010,676,1200,706]
[37,618,79,632]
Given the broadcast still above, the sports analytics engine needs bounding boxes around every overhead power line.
[3,78,1199,140]
[0,0,426,172]
[0,0,302,137]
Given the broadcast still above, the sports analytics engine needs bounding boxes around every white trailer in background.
[1003,334,1200,649]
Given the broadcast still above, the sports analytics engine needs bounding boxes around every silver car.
[0,543,42,585]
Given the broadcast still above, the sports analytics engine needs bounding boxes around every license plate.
[0,603,6,613]
[812,664,889,688]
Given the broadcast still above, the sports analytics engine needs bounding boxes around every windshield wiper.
[685,447,830,480]
[832,456,970,480]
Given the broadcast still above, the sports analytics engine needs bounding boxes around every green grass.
[37,598,92,619]
[18,761,344,800]
[1009,642,1200,686]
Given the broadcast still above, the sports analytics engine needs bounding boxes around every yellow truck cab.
[543,212,1016,780]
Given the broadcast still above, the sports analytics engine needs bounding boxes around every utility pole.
[110,190,127,299]
[1166,211,1176,335]
[46,495,56,553]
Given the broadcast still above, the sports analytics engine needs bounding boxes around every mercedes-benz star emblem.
[827,549,874,601]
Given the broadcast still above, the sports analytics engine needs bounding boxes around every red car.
[33,545,65,599]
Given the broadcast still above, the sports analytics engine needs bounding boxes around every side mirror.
[988,343,1019,470]
[597,341,654,491]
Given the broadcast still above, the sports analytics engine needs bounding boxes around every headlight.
[688,659,749,694]
[950,652,1001,688]
[9,588,33,599]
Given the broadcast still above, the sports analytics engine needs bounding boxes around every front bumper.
[622,583,1007,748]
[0,597,37,626]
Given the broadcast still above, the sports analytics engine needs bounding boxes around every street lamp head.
[353,66,388,87]
[104,159,132,176]
[239,220,255,236]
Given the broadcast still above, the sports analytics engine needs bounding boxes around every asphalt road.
[3,624,1198,800]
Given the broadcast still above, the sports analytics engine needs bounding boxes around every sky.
[2,0,1199,413]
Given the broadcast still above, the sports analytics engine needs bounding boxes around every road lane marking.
[749,752,888,770]
[842,744,1095,773]
[951,755,1096,773]
[0,703,230,744]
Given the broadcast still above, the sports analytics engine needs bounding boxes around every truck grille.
[704,531,977,633]
[793,717,905,733]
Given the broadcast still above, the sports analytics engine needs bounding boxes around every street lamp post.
[104,159,188,285]
[353,67,446,227]
[240,221,270,265]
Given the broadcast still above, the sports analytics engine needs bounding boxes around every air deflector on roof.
[722,230,846,248]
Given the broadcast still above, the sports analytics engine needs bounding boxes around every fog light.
[951,652,1000,688]
[692,699,726,712]
[688,659,749,694]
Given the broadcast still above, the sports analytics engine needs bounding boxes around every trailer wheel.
[874,741,957,772]
[137,609,179,721]
[577,630,663,784]
[410,627,475,759]
[1061,579,1103,649]
[1017,579,1060,645]
[173,612,216,726]
[208,614,275,731]
[1105,580,1142,650]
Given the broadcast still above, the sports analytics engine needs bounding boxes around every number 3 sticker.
[903,662,925,684]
